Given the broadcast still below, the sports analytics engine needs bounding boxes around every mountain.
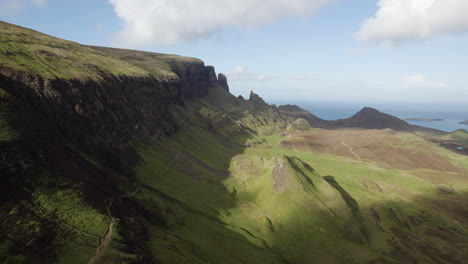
[1,21,468,264]
[279,104,447,137]
[332,107,414,131]
[460,120,468,125]
[278,104,336,129]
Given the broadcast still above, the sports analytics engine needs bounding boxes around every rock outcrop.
[249,91,267,105]
[218,73,229,92]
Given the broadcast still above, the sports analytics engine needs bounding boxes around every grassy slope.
[0,21,200,81]
[2,78,467,263]
[238,134,468,263]
[442,129,468,144]
[1,21,467,264]
[86,46,203,80]
[95,86,467,264]
[0,90,110,264]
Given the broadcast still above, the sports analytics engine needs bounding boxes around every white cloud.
[403,73,449,89]
[0,0,47,15]
[226,66,270,82]
[108,0,334,47]
[356,0,468,46]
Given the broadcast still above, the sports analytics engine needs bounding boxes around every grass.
[0,90,19,142]
[3,88,466,263]
[442,129,468,144]
[95,219,137,264]
[125,94,468,263]
[0,21,205,81]
[0,106,17,141]
[87,46,203,80]
[1,22,467,262]
[29,170,108,264]
[0,169,109,264]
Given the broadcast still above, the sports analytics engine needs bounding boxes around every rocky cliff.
[0,21,229,174]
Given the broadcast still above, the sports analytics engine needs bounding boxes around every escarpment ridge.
[0,21,229,173]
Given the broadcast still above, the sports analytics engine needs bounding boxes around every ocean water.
[271,101,468,132]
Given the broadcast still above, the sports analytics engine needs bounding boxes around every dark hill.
[331,107,414,131]
[279,105,447,136]
[278,105,413,131]
[278,104,335,129]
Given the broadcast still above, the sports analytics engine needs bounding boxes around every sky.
[2,0,468,103]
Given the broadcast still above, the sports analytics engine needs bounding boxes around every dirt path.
[88,199,115,264]
[341,142,361,160]
[86,141,181,264]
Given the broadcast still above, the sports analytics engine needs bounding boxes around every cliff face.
[0,60,227,174]
[0,22,233,175]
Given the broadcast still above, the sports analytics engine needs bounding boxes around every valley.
[0,21,468,264]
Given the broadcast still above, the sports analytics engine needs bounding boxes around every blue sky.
[2,0,468,103]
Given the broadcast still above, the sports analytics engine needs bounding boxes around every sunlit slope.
[2,80,467,263]
[0,21,151,80]
[0,21,203,81]
[442,129,468,144]
[86,45,203,79]
[120,86,468,264]
[1,21,467,264]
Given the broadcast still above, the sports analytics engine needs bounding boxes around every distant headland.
[401,118,444,122]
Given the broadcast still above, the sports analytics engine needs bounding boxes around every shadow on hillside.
[120,88,468,263]
[3,82,467,263]
[119,93,292,263]
[270,173,468,264]
[0,87,151,262]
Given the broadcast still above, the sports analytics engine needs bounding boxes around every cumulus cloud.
[403,73,449,89]
[109,0,334,46]
[0,0,47,15]
[226,66,270,82]
[356,0,468,46]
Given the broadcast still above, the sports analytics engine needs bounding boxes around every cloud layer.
[0,0,47,15]
[226,66,269,82]
[109,0,333,46]
[356,0,468,46]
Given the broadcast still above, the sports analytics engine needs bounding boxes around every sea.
[271,101,468,132]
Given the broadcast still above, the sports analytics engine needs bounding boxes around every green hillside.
[442,129,468,144]
[0,21,201,81]
[1,22,467,264]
